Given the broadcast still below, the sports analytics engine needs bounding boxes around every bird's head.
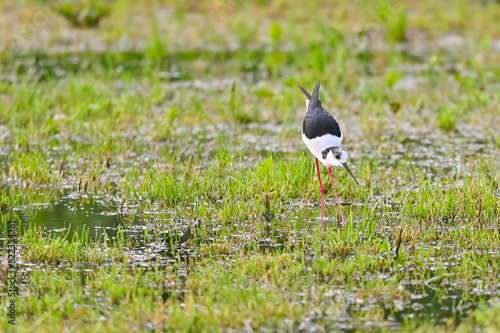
[325,147,358,185]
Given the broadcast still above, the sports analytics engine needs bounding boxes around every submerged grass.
[3,224,500,331]
[1,0,500,332]
[21,226,126,264]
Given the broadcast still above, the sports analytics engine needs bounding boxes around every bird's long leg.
[315,158,324,227]
[328,167,346,229]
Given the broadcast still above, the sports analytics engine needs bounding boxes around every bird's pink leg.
[315,158,324,227]
[328,167,346,229]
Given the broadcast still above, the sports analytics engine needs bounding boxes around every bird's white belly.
[302,133,343,163]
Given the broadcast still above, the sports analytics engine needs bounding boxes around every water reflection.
[393,285,489,326]
[8,190,136,241]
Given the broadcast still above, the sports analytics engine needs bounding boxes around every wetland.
[1,0,500,332]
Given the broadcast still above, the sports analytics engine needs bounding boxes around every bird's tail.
[298,81,321,111]
[308,81,321,110]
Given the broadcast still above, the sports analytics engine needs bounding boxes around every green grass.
[1,0,500,332]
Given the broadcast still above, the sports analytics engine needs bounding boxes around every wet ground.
[2,168,497,331]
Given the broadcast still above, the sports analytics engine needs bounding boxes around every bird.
[299,80,358,228]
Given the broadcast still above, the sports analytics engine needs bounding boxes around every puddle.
[286,200,366,227]
[0,187,145,240]
[16,195,128,239]
[393,284,491,326]
[330,284,491,331]
[1,187,304,256]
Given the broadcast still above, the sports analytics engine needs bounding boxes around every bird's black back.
[299,81,342,139]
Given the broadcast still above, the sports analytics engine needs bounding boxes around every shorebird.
[299,81,358,228]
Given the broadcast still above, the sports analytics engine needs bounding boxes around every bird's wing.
[302,109,342,140]
[298,85,312,99]
[299,81,323,113]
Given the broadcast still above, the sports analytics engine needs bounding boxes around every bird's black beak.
[342,163,359,185]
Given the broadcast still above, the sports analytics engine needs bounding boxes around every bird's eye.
[335,154,341,159]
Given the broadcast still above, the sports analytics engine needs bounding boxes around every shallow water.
[15,193,127,239]
[0,177,496,330]
[393,284,486,326]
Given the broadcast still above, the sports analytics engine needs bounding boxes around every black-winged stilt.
[299,81,358,228]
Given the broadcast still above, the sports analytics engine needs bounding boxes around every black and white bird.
[299,81,358,228]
